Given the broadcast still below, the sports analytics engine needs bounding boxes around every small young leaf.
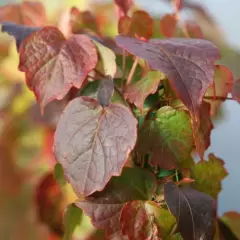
[192,101,213,159]
[97,77,114,106]
[19,27,98,112]
[184,21,204,39]
[54,97,137,196]
[114,0,133,17]
[232,78,240,103]
[54,163,67,187]
[160,14,177,38]
[137,106,194,170]
[205,65,233,116]
[0,1,46,26]
[124,71,164,111]
[115,35,220,118]
[63,204,83,240]
[164,181,216,240]
[75,167,156,239]
[92,40,117,77]
[221,211,240,238]
[118,16,131,35]
[190,153,228,198]
[1,22,40,51]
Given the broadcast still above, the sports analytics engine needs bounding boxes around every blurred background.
[0,0,239,239]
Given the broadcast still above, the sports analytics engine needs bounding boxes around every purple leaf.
[115,35,220,117]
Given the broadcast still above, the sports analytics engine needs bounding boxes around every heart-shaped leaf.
[18,26,98,112]
[54,97,137,196]
[136,106,194,170]
[75,167,156,239]
[115,35,220,118]
[190,154,228,198]
[164,181,216,240]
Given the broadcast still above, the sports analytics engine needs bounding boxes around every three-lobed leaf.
[137,106,194,170]
[164,181,216,240]
[115,35,220,118]
[190,154,228,198]
[19,26,98,112]
[54,97,137,196]
[75,167,156,239]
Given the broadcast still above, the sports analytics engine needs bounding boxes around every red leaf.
[185,21,204,39]
[0,1,46,26]
[19,27,98,112]
[160,14,177,38]
[114,0,133,17]
[115,35,220,118]
[232,78,240,103]
[54,97,137,196]
[164,181,216,240]
[192,101,213,159]
[118,16,132,35]
[75,167,156,238]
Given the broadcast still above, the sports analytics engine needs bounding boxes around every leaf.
[192,101,213,159]
[54,97,137,196]
[92,40,117,77]
[63,203,83,240]
[190,153,228,198]
[97,77,114,106]
[1,22,40,51]
[184,21,204,39]
[120,201,159,239]
[172,0,182,11]
[18,26,98,112]
[218,219,239,240]
[115,35,220,118]
[0,1,46,26]
[232,78,240,103]
[221,211,240,238]
[164,181,216,240]
[160,14,177,38]
[205,65,233,116]
[124,71,163,111]
[54,163,67,187]
[75,167,156,238]
[114,0,133,17]
[137,106,194,170]
[118,11,153,39]
[70,7,100,34]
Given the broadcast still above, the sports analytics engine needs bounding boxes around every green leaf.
[190,153,228,198]
[221,211,240,238]
[54,163,67,187]
[75,167,156,239]
[63,204,83,240]
[92,40,117,77]
[124,71,164,111]
[137,106,194,170]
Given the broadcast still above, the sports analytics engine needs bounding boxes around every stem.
[212,82,216,101]
[203,96,234,101]
[175,169,179,182]
[126,57,138,86]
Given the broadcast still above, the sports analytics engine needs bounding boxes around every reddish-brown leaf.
[114,0,133,17]
[118,16,132,35]
[19,27,98,112]
[192,101,213,159]
[160,14,177,38]
[232,78,240,103]
[164,181,216,240]
[205,65,233,116]
[75,167,156,239]
[115,35,220,118]
[54,97,137,196]
[185,21,204,39]
[0,1,46,26]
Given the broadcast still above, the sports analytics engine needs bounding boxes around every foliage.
[0,0,240,239]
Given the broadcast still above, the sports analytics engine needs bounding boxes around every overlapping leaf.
[205,65,233,116]
[118,11,153,39]
[54,97,137,196]
[164,181,216,240]
[160,14,177,38]
[124,71,163,111]
[18,27,98,112]
[190,154,228,198]
[0,1,46,26]
[218,219,239,240]
[97,77,114,106]
[232,78,240,103]
[114,0,133,17]
[137,106,194,170]
[184,21,204,39]
[221,212,240,239]
[75,167,156,239]
[115,35,220,117]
